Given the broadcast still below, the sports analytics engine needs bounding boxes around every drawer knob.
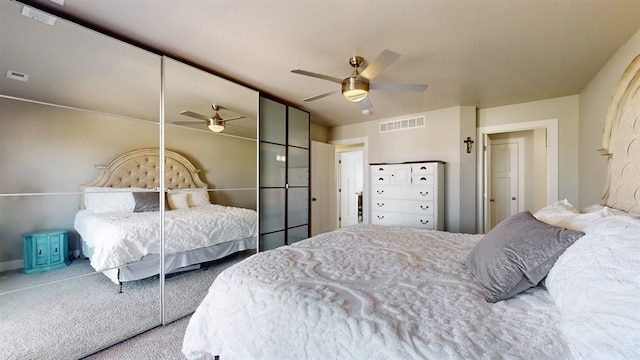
[420,205,429,210]
[420,219,430,224]
[377,215,385,219]
[378,177,384,181]
[420,177,427,181]
[377,190,384,194]
[376,202,384,207]
[378,167,384,171]
[420,191,430,196]
[420,166,427,170]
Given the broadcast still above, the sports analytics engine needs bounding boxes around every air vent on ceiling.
[6,70,29,82]
[379,116,425,133]
[21,6,57,26]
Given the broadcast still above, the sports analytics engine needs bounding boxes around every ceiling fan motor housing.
[342,77,369,102]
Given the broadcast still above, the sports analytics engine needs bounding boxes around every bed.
[182,56,640,359]
[74,148,257,289]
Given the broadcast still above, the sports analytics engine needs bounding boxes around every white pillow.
[167,192,190,210]
[545,215,640,359]
[169,188,210,207]
[84,187,136,213]
[532,199,579,226]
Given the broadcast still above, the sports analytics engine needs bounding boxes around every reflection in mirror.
[0,1,162,358]
[162,57,258,323]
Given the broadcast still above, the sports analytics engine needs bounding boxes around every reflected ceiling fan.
[174,104,244,133]
[291,49,428,113]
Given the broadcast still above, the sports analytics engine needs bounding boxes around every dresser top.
[370,160,446,165]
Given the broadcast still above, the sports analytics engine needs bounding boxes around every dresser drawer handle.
[377,215,385,219]
[39,249,42,255]
[377,190,384,194]
[376,202,385,207]
[378,177,384,181]
[420,177,427,181]
[54,247,58,253]
[420,166,427,170]
[420,205,429,210]
[378,167,384,171]
[420,191,430,196]
[420,219,430,224]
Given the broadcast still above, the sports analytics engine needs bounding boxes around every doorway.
[477,119,557,233]
[337,150,363,227]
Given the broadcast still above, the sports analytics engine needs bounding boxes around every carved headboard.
[81,148,208,191]
[600,54,640,214]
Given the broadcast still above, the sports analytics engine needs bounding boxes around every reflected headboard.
[600,54,640,214]
[81,148,208,192]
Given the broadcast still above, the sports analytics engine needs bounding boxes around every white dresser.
[370,161,444,230]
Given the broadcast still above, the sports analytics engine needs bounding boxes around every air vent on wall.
[21,6,57,26]
[6,70,29,82]
[379,116,425,133]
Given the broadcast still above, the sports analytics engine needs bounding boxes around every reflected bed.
[74,148,257,288]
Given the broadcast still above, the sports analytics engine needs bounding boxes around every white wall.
[330,106,477,233]
[579,28,640,208]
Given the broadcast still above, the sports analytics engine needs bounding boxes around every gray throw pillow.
[133,192,164,212]
[465,211,584,303]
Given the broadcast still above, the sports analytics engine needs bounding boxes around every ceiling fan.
[291,49,428,113]
[174,104,244,133]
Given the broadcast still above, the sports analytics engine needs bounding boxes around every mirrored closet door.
[161,57,258,324]
[0,1,162,358]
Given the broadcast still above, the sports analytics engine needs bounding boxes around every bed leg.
[118,282,123,294]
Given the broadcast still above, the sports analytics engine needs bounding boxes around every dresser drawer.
[372,199,434,214]
[371,211,435,230]
[372,186,435,201]
[411,163,435,175]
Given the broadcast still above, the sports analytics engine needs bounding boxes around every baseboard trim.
[0,259,24,272]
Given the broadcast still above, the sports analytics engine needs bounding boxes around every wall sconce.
[464,137,474,153]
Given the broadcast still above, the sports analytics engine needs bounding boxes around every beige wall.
[330,106,477,233]
[0,98,256,264]
[579,28,640,208]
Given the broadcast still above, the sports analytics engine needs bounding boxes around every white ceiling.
[24,0,640,128]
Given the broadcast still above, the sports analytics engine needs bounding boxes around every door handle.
[312,198,317,201]
[512,196,516,200]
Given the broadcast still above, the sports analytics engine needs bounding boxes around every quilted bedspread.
[183,225,571,359]
[74,205,257,271]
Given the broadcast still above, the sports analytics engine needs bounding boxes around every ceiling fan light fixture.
[207,118,224,132]
[342,77,369,102]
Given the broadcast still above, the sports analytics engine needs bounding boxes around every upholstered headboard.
[81,148,208,193]
[600,54,640,214]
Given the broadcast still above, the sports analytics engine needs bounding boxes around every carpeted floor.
[0,252,249,360]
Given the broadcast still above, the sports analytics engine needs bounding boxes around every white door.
[489,139,523,228]
[310,141,336,236]
[338,151,362,227]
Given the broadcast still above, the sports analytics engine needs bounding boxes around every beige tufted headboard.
[599,54,640,214]
[80,148,208,207]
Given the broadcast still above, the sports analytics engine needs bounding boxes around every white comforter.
[183,225,570,359]
[74,205,257,271]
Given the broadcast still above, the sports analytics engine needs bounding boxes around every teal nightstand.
[22,229,71,274]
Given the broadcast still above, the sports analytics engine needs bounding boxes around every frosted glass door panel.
[288,226,309,244]
[259,97,286,145]
[260,143,286,187]
[287,188,309,228]
[287,147,309,187]
[288,107,309,148]
[259,189,285,233]
[260,231,285,251]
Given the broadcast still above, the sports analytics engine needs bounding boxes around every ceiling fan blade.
[371,82,428,92]
[221,116,245,122]
[291,69,343,84]
[359,49,401,81]
[179,110,210,121]
[358,97,373,112]
[303,88,341,102]
[173,120,205,126]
